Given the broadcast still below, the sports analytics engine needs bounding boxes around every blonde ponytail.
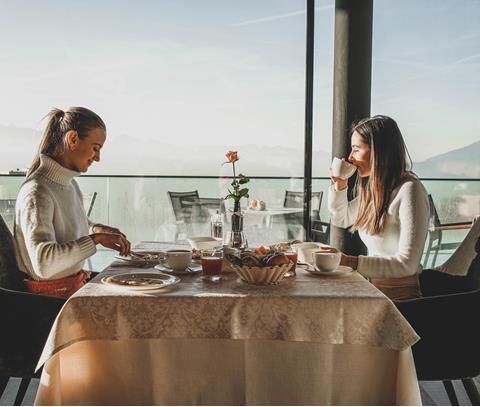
[27,107,106,177]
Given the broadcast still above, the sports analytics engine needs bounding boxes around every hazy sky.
[0,0,479,171]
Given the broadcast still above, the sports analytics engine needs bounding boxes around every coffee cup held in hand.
[314,250,341,272]
[165,250,192,270]
[331,157,357,180]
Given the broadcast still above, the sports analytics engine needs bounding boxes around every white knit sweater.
[328,174,429,279]
[14,155,97,280]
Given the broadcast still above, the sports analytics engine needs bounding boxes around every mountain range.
[0,124,478,178]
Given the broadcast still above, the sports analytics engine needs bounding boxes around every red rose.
[226,151,238,162]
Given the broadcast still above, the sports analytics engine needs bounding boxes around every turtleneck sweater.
[328,173,429,279]
[14,154,97,280]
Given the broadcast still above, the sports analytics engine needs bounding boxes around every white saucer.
[154,263,202,275]
[306,265,353,276]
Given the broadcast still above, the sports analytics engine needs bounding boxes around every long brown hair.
[27,107,106,177]
[351,115,412,235]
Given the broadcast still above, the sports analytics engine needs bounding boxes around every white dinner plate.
[101,272,180,290]
[306,265,353,276]
[154,262,202,275]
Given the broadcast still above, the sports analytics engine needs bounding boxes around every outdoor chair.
[395,224,480,405]
[0,214,65,405]
[424,194,472,268]
[167,191,200,240]
[283,191,323,240]
[83,191,97,218]
[311,219,330,245]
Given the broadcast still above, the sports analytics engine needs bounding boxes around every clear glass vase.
[227,201,248,249]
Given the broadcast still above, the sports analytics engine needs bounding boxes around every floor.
[1,377,479,405]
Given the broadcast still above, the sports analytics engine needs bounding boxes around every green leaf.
[239,188,249,197]
[239,177,250,184]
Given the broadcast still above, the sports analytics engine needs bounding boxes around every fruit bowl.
[228,261,292,285]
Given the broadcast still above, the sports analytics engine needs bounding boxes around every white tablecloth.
[35,242,421,405]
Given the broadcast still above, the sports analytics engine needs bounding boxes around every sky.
[0,0,479,175]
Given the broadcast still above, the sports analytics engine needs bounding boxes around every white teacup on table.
[314,249,341,273]
[165,249,192,271]
[331,157,357,180]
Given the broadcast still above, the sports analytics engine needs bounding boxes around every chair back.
[284,191,322,215]
[83,192,97,218]
[179,197,226,224]
[167,191,200,222]
[397,233,480,380]
[0,213,24,291]
[427,194,442,241]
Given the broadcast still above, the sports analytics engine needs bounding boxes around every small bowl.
[228,261,292,285]
[188,237,222,250]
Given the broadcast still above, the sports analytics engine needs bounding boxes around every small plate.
[306,265,353,276]
[102,272,180,290]
[114,253,162,265]
[154,263,202,275]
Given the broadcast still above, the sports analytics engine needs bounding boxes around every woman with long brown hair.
[327,115,429,300]
[15,107,131,297]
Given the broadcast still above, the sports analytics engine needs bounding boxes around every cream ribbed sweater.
[14,155,97,280]
[328,174,429,279]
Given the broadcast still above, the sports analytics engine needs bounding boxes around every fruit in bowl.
[225,248,292,285]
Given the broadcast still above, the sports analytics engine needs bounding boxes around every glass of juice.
[284,251,298,277]
[201,249,223,282]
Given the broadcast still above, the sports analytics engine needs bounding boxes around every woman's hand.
[330,175,348,191]
[92,223,126,237]
[340,253,358,270]
[90,232,131,256]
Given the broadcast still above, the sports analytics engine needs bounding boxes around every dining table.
[34,241,422,405]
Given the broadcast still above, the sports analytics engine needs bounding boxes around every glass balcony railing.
[1,175,479,271]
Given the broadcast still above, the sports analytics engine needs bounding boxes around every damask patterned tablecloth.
[37,242,419,369]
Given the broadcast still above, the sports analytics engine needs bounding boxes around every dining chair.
[0,214,65,405]
[83,191,97,218]
[283,191,323,240]
[424,194,472,268]
[311,219,330,245]
[167,191,200,240]
[395,232,480,405]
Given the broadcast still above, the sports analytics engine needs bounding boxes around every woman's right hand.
[90,233,131,256]
[330,175,348,191]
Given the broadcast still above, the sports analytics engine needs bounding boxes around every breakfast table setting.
[34,239,422,405]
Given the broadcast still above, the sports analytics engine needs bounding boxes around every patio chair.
[0,214,65,405]
[423,194,472,268]
[83,191,97,218]
[283,191,323,240]
[0,199,16,233]
[311,219,330,245]
[167,191,199,240]
[395,229,480,405]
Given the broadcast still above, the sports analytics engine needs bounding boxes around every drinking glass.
[284,251,298,277]
[201,249,223,282]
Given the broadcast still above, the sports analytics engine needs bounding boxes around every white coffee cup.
[331,157,357,179]
[314,251,341,272]
[165,250,192,270]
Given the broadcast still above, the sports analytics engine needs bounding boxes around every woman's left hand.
[92,224,126,238]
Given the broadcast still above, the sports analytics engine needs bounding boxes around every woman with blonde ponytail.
[327,115,429,300]
[15,107,131,297]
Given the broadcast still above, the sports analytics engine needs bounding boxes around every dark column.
[331,0,373,254]
[303,0,315,240]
